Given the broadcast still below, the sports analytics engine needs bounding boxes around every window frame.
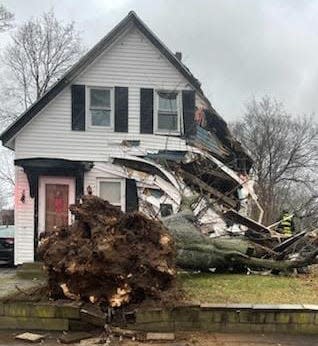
[154,90,182,135]
[97,178,126,212]
[87,86,114,129]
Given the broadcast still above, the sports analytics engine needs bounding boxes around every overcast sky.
[2,0,318,121]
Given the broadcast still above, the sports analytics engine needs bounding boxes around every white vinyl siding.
[14,167,34,265]
[11,22,209,264]
[15,27,192,161]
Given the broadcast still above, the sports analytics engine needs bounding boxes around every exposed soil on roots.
[38,195,177,307]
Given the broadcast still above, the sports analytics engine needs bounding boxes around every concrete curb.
[2,300,318,334]
[0,301,84,331]
[130,303,318,335]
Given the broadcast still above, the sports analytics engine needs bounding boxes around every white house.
[0,12,252,265]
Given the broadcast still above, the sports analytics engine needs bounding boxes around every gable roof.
[0,11,210,147]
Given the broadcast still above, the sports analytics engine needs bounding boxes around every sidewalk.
[2,332,318,346]
[0,268,46,300]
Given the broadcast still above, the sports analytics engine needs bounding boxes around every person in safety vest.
[278,210,295,236]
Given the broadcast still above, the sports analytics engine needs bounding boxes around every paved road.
[2,332,318,345]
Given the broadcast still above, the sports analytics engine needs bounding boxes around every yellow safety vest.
[280,214,293,236]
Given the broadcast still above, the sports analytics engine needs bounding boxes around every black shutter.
[140,88,153,134]
[182,90,196,137]
[126,179,139,212]
[71,85,86,131]
[114,87,128,132]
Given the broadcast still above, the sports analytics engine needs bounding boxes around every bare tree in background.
[0,4,14,204]
[4,10,83,109]
[0,148,14,208]
[0,4,14,32]
[1,10,82,205]
[0,149,14,188]
[231,96,318,227]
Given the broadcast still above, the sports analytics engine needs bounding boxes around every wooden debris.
[111,326,138,338]
[15,332,44,343]
[79,337,104,345]
[38,194,318,309]
[224,209,271,234]
[59,332,92,344]
[80,305,106,327]
[146,332,175,341]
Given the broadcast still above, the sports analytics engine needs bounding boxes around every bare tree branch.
[231,96,318,226]
[3,10,83,112]
[0,4,14,32]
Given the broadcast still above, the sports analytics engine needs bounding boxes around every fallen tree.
[38,195,176,307]
[39,196,318,307]
[162,209,318,272]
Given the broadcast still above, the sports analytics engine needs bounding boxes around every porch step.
[19,262,45,270]
[16,262,47,280]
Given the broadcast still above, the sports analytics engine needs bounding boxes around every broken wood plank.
[146,332,175,341]
[179,169,238,208]
[59,332,92,344]
[78,337,104,345]
[15,332,44,343]
[224,209,271,234]
[80,304,105,327]
[273,231,306,253]
[111,326,138,338]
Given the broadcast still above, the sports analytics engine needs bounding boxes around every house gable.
[13,21,198,161]
[0,11,205,148]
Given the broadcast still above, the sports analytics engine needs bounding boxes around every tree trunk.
[162,209,318,272]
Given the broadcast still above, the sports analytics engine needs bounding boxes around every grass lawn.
[180,273,318,304]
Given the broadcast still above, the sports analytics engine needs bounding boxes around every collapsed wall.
[110,146,258,237]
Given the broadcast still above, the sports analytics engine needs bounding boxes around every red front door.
[45,184,69,232]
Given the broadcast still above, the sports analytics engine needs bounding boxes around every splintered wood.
[15,333,44,342]
[38,195,176,307]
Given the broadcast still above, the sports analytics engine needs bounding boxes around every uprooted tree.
[38,196,177,307]
[39,195,318,307]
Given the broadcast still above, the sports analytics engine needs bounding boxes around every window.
[89,88,112,127]
[156,91,180,133]
[98,179,125,211]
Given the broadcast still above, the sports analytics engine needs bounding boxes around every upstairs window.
[155,91,181,133]
[89,88,112,127]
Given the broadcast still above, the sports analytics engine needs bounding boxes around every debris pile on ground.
[38,195,176,307]
[38,193,318,309]
[163,207,318,273]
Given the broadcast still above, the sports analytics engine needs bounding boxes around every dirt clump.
[38,195,176,307]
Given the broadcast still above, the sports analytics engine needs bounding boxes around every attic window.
[155,91,181,134]
[89,87,113,127]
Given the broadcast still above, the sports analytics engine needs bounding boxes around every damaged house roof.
[0,11,251,170]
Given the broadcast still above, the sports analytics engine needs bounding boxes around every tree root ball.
[38,195,176,307]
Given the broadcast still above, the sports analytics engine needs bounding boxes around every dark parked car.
[0,225,14,266]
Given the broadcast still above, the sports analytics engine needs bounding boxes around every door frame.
[38,176,75,234]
